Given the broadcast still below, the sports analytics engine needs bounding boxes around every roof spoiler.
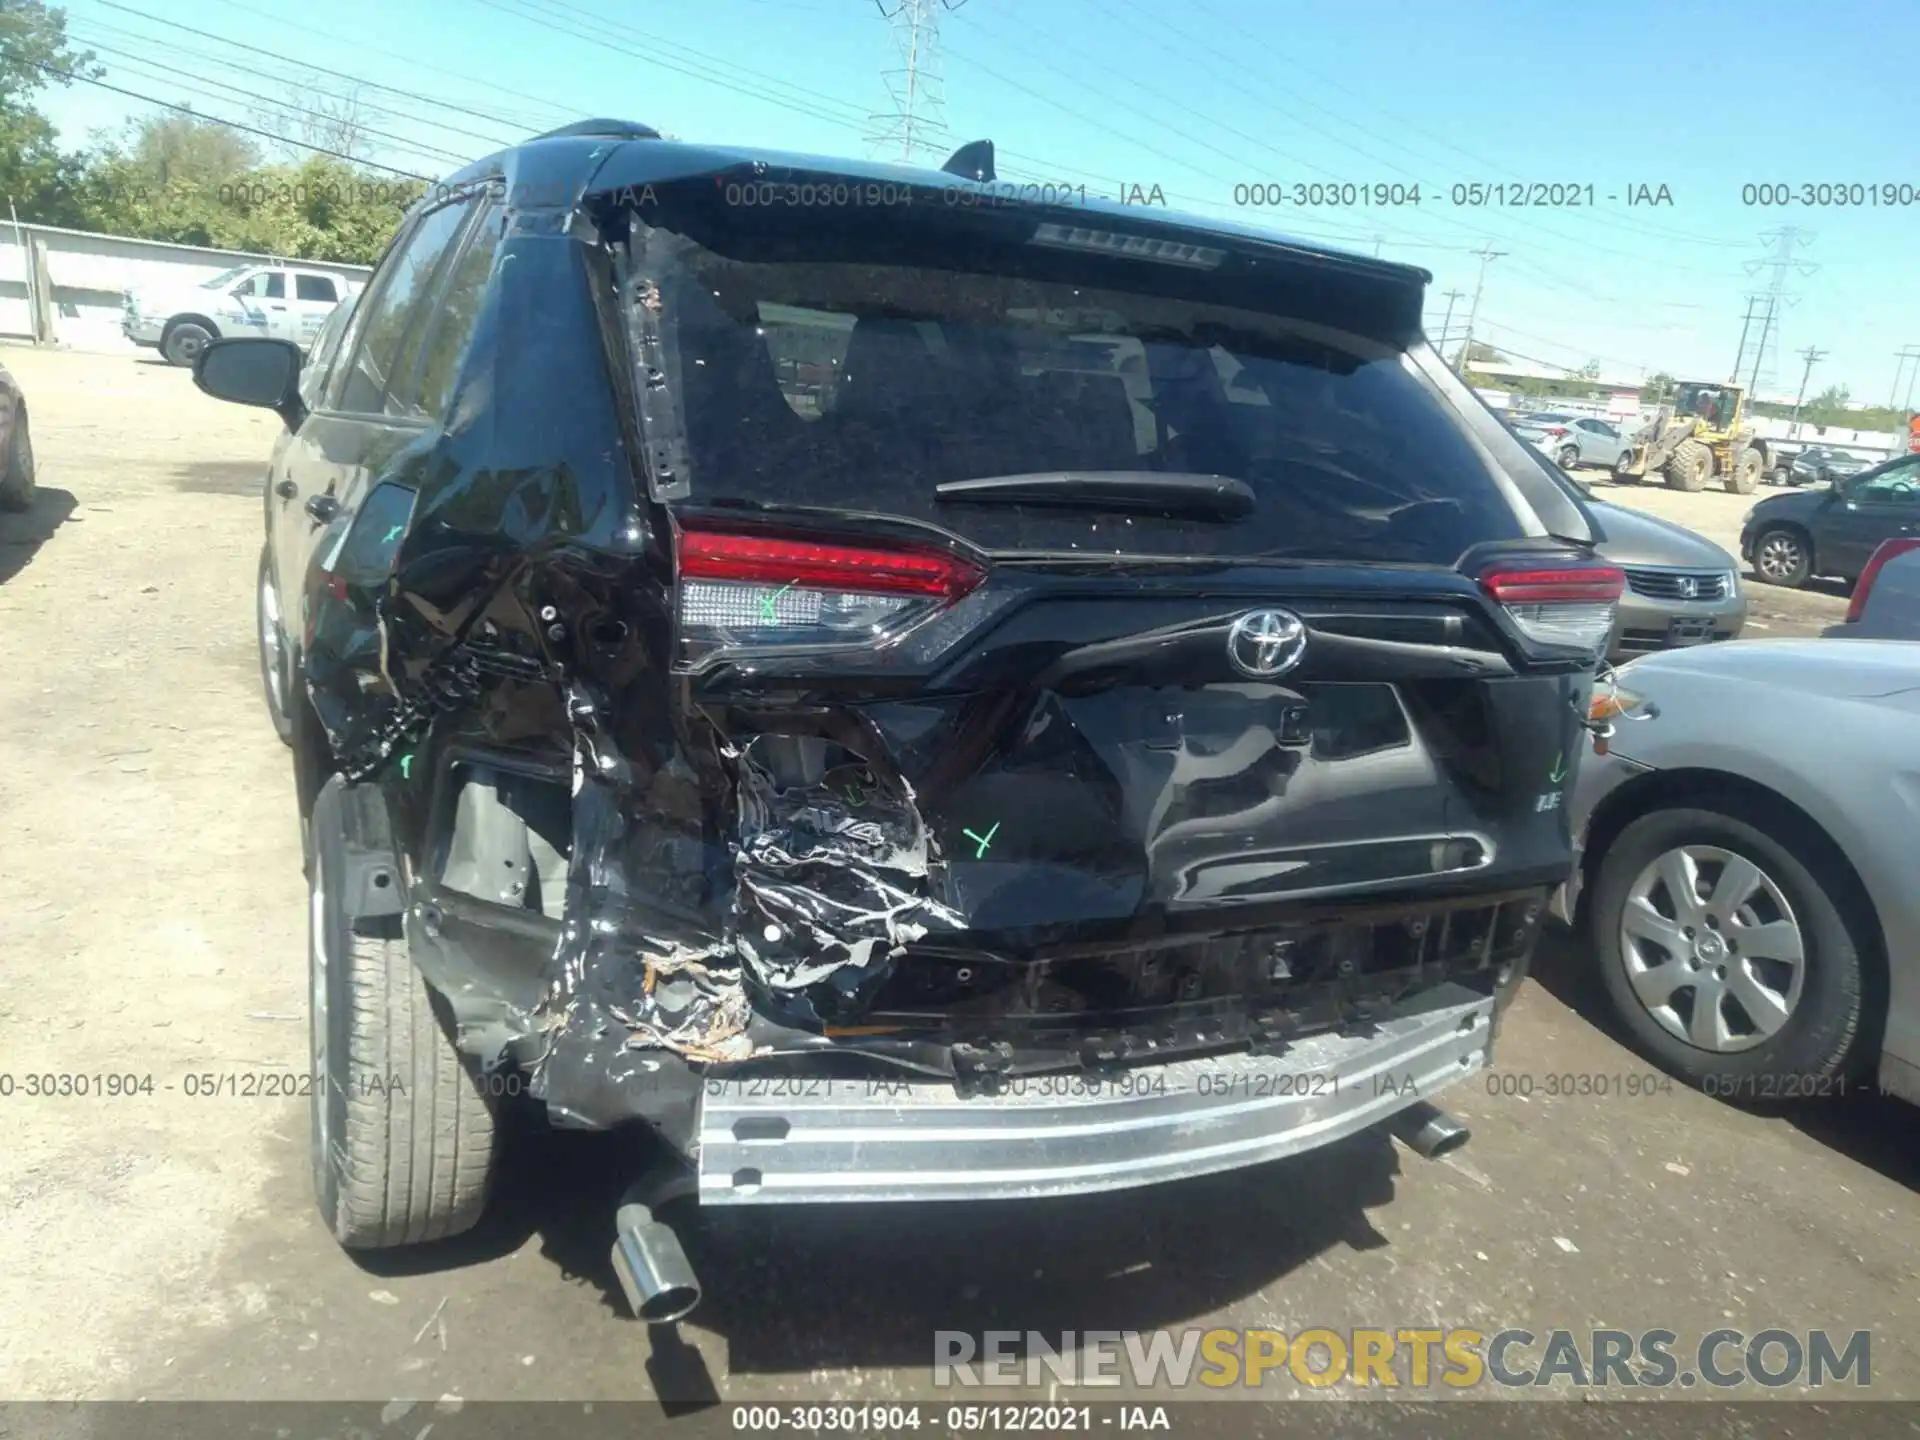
[940,139,996,183]
[530,119,661,142]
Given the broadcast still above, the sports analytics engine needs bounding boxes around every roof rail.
[940,139,995,183]
[529,119,661,142]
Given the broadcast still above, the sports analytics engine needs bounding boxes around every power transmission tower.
[1892,346,1920,412]
[867,0,967,163]
[1789,345,1826,438]
[1454,247,1506,372]
[1741,226,1817,397]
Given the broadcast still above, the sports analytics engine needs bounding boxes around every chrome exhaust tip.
[611,1201,702,1323]
[1386,1100,1470,1159]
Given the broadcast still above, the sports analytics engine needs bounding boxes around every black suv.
[196,121,1615,1320]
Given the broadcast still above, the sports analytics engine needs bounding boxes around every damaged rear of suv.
[197,121,1613,1319]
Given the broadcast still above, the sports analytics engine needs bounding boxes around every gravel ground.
[0,346,1910,1426]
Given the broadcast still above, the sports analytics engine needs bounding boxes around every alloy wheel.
[1617,844,1805,1053]
[1755,532,1804,582]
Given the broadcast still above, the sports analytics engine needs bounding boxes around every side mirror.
[194,337,306,429]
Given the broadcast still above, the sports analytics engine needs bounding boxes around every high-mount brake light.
[1845,538,1920,624]
[1479,562,1625,653]
[672,523,988,671]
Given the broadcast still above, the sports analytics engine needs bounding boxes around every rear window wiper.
[933,471,1255,521]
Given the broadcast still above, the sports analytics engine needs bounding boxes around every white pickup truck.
[122,263,363,367]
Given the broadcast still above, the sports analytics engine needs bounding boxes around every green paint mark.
[1549,752,1568,785]
[760,580,797,623]
[398,753,414,780]
[382,522,405,544]
[961,821,1000,859]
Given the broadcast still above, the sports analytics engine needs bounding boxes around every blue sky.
[37,0,1920,408]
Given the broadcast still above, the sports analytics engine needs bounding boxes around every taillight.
[1480,562,1625,654]
[673,522,987,672]
[1846,538,1920,624]
[1543,426,1569,438]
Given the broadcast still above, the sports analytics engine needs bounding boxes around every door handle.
[275,479,297,499]
[305,493,341,524]
[268,304,286,310]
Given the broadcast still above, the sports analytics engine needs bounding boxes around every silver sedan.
[1514,412,1632,470]
[1563,640,1920,1103]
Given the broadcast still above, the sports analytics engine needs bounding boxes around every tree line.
[2,2,424,264]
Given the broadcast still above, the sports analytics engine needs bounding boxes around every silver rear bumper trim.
[695,982,1493,1205]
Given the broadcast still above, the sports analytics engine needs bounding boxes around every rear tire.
[309,777,499,1249]
[0,409,34,512]
[1663,439,1710,492]
[1589,804,1870,1098]
[1557,444,1580,470]
[1727,447,1761,495]
[1752,526,1812,587]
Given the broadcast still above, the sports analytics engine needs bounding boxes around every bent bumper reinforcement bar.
[695,982,1493,1204]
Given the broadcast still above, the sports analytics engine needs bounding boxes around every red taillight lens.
[677,528,983,600]
[672,522,989,672]
[1544,426,1569,438]
[1480,562,1625,653]
[1846,538,1920,623]
[1481,566,1626,604]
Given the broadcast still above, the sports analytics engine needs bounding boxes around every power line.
[182,0,578,128]
[13,58,432,179]
[92,0,540,134]
[69,37,482,168]
[72,19,523,151]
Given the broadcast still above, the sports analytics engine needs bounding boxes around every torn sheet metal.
[532,678,965,1101]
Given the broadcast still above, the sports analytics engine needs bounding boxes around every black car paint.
[1740,467,1920,581]
[235,133,1603,1140]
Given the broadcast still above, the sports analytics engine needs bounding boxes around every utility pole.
[1892,346,1920,411]
[1788,345,1826,438]
[1747,293,1777,396]
[1455,247,1506,372]
[867,0,968,163]
[1731,295,1762,382]
[1435,288,1464,354]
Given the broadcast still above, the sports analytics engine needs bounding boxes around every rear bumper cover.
[694,981,1493,1205]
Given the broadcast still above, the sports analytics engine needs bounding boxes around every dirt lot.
[0,346,1912,1419]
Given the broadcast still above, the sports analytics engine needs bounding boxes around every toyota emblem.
[1226,609,1308,678]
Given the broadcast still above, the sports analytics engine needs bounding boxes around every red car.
[0,360,33,511]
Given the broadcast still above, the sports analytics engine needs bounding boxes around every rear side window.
[394,202,504,422]
[296,274,338,303]
[332,199,474,416]
[299,292,356,408]
[645,243,1526,563]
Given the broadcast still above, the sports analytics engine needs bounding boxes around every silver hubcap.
[1619,844,1806,1053]
[259,566,288,715]
[1757,534,1801,579]
[309,866,331,1159]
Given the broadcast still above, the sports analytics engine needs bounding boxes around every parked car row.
[1741,452,1920,587]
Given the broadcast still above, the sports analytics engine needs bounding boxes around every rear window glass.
[639,239,1525,563]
